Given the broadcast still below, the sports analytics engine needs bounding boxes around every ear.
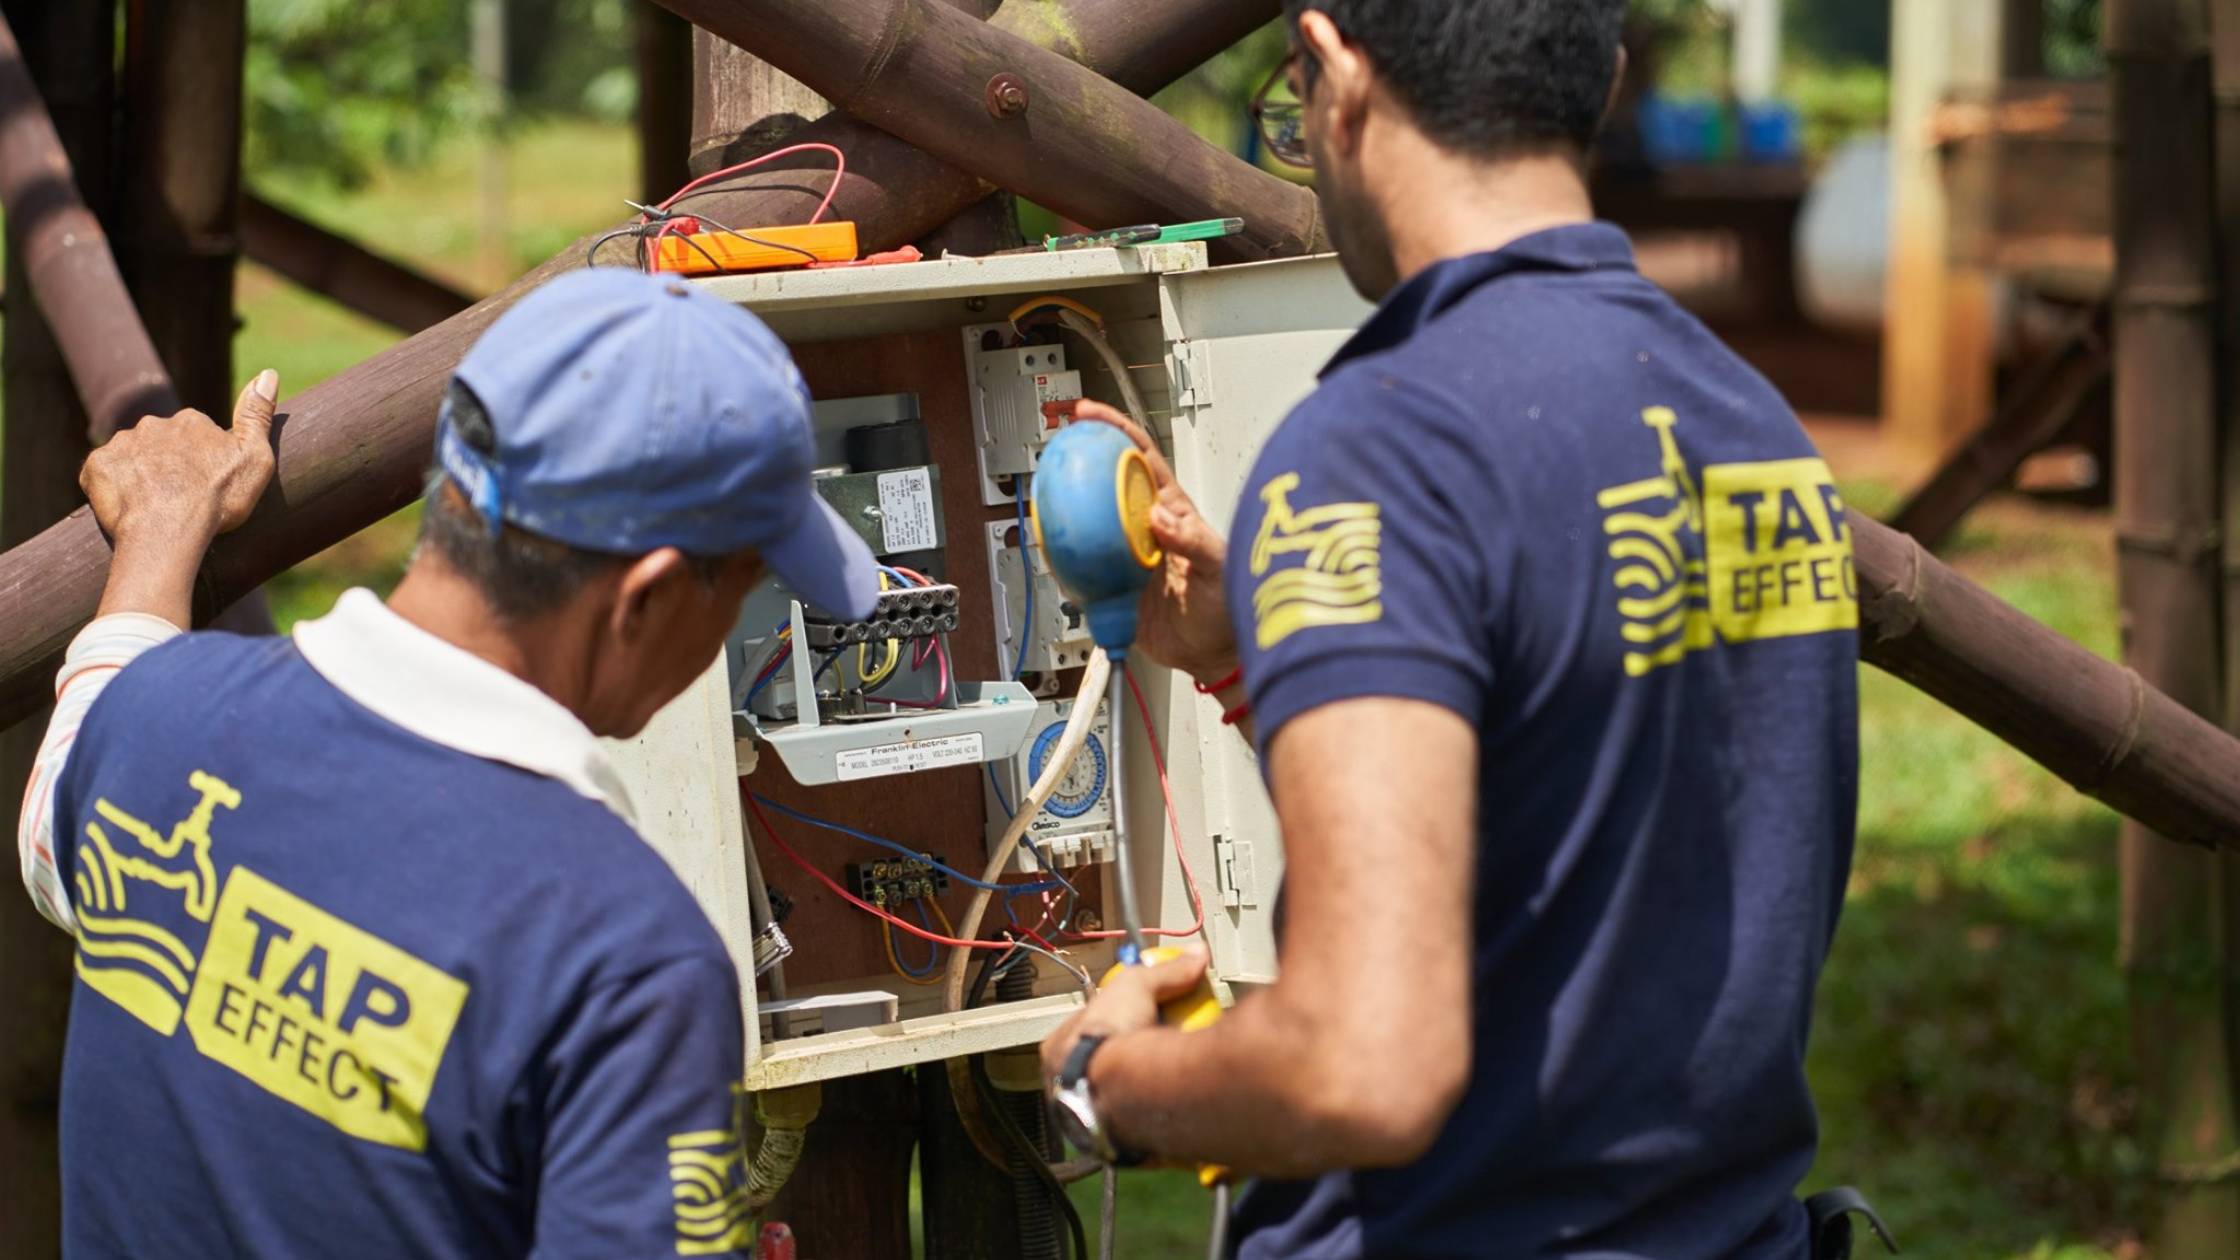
[1602,44,1630,132]
[1297,10,1371,157]
[610,547,692,643]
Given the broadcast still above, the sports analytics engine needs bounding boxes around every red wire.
[1065,668,1208,943]
[657,141,847,225]
[746,792,1016,952]
[747,662,1208,952]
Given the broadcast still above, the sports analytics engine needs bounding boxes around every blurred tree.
[246,0,636,189]
[245,0,478,188]
[1787,0,1890,66]
[2046,0,2105,76]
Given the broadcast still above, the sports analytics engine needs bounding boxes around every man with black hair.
[1043,2,1865,1257]
[17,268,884,1258]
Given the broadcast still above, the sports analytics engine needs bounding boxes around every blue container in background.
[1639,96,1717,166]
[1741,101,1802,163]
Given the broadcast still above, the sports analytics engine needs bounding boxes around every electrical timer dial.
[1027,718,1107,819]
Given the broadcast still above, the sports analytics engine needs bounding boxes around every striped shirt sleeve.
[17,613,182,933]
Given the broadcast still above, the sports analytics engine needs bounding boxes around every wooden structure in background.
[2107,0,2240,1250]
[1885,0,2006,461]
[0,4,112,1250]
[6,0,2240,1251]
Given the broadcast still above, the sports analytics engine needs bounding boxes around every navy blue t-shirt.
[52,633,750,1259]
[1227,224,1859,1259]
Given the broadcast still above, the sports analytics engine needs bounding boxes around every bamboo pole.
[239,194,475,335]
[2107,0,2240,1248]
[0,4,112,1249]
[0,7,177,442]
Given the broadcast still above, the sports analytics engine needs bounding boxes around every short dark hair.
[1286,0,1628,158]
[416,379,623,622]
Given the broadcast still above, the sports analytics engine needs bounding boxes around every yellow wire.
[1007,294,1106,333]
[927,897,957,938]
[884,917,945,987]
[859,573,901,688]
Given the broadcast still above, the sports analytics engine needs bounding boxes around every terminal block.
[802,583,962,649]
[846,855,952,907]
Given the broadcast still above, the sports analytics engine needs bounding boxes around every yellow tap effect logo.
[1247,472,1385,651]
[1595,407,1856,676]
[70,772,471,1152]
[668,1086,755,1255]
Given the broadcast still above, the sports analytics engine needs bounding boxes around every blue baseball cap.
[435,268,880,620]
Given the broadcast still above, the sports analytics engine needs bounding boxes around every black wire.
[693,212,825,264]
[585,227,640,269]
[968,950,1089,1260]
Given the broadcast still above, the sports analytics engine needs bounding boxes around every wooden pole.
[0,3,111,1249]
[118,0,244,421]
[2208,0,2240,1139]
[239,194,474,335]
[649,0,1326,261]
[0,0,1280,735]
[0,6,176,442]
[118,0,274,637]
[1884,0,2004,463]
[636,0,692,203]
[2107,0,2240,1249]
[689,30,826,178]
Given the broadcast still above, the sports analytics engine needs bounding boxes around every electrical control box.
[967,331,1084,503]
[985,521,1096,679]
[983,699,1119,872]
[609,245,1370,1091]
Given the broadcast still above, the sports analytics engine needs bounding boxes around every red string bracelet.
[1194,666,1243,696]
[1220,699,1253,727]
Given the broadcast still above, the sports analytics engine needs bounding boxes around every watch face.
[1027,719,1107,820]
[1053,1085,1101,1155]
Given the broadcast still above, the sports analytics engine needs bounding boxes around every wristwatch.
[1050,1034,1143,1166]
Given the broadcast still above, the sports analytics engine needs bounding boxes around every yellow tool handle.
[1103,946,1230,1185]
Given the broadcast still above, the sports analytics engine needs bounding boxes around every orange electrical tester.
[649,221,860,275]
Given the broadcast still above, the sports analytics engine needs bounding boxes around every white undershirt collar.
[292,588,638,828]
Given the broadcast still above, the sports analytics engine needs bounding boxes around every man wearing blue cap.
[14,269,881,1258]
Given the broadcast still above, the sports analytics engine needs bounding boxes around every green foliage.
[245,0,636,190]
[245,0,481,190]
[2047,0,2104,78]
[1786,0,1889,67]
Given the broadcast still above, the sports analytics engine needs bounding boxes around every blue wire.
[743,648,838,709]
[751,795,1062,895]
[990,477,1038,817]
[896,901,942,977]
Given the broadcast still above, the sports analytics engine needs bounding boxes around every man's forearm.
[1090,991,1395,1179]
[97,519,218,626]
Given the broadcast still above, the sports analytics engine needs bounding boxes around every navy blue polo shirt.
[1227,224,1858,1259]
[51,632,750,1258]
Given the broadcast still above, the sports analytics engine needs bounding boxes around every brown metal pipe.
[239,194,475,336]
[651,0,1325,260]
[0,8,177,441]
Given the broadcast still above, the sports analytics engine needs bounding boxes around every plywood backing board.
[745,328,1105,993]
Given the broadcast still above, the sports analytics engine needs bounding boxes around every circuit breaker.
[985,522,1096,679]
[983,698,1118,872]
[967,329,1083,504]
